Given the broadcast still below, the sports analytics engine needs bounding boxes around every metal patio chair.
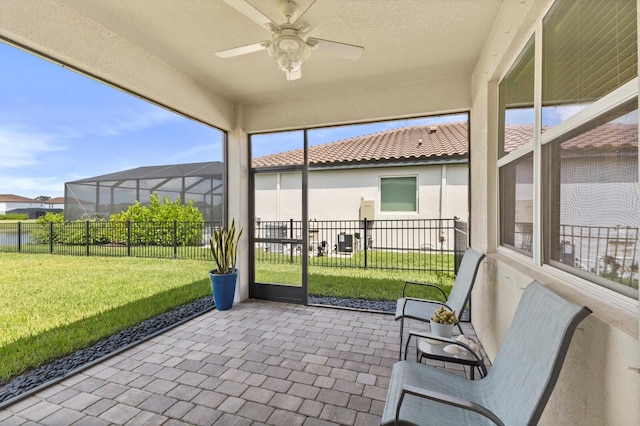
[381,280,592,426]
[395,248,485,359]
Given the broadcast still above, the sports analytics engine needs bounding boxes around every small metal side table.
[406,330,487,380]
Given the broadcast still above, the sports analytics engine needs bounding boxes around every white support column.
[227,106,250,302]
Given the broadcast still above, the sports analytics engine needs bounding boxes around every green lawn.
[0,253,212,382]
[256,260,455,301]
[1,252,453,383]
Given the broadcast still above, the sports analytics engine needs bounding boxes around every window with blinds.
[499,38,535,158]
[498,0,638,298]
[542,0,637,129]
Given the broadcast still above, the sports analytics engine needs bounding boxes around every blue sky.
[0,42,224,199]
[1,40,466,199]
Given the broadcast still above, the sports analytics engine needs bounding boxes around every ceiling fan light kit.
[267,27,311,80]
[216,0,364,80]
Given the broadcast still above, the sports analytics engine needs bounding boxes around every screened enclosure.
[65,162,224,222]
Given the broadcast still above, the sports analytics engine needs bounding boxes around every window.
[498,0,638,298]
[380,176,417,212]
[499,36,535,255]
[499,37,535,158]
[545,104,638,297]
[500,152,534,255]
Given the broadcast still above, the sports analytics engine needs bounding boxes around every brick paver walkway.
[0,300,482,425]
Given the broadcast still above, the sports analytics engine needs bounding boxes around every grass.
[1,251,454,383]
[0,243,211,260]
[0,253,211,382]
[256,259,455,301]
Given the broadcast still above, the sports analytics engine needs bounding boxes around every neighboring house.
[252,122,470,223]
[0,194,62,218]
[252,122,469,254]
[252,120,638,260]
[46,197,65,211]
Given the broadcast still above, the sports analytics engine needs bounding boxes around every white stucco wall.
[0,201,46,214]
[254,163,468,222]
[253,163,468,255]
[470,1,640,425]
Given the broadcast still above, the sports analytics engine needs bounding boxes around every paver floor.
[1,300,483,425]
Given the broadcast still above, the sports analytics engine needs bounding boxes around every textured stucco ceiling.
[0,0,505,130]
[57,0,503,105]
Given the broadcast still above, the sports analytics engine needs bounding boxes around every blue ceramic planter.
[209,269,237,311]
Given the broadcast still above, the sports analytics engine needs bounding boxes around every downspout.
[276,172,281,221]
[440,164,448,219]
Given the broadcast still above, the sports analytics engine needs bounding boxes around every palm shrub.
[209,219,242,274]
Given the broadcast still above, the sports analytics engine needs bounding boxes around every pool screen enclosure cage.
[64,162,224,222]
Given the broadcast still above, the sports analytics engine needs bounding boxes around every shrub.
[30,213,112,245]
[30,212,65,244]
[109,193,204,246]
[0,213,29,220]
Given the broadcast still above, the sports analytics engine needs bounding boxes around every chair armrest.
[399,298,450,324]
[398,384,504,426]
[408,331,487,378]
[402,281,448,300]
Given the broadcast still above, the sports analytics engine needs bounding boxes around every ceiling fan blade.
[286,69,302,81]
[224,0,279,31]
[215,41,269,58]
[306,38,364,60]
[294,0,341,33]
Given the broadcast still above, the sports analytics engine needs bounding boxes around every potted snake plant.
[209,219,243,310]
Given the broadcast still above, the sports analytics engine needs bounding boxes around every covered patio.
[0,302,483,425]
[0,1,638,425]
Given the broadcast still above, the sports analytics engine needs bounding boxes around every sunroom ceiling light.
[267,30,311,78]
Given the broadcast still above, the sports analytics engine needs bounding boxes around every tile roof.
[253,121,637,168]
[48,197,65,204]
[0,194,36,203]
[252,122,469,168]
[504,123,638,152]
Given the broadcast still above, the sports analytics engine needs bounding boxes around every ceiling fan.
[216,0,364,80]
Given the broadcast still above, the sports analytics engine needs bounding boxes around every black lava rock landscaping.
[309,296,396,313]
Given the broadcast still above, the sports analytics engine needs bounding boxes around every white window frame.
[496,0,639,309]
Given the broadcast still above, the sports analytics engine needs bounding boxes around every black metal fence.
[0,221,220,260]
[255,218,468,274]
[558,224,638,287]
[0,218,469,275]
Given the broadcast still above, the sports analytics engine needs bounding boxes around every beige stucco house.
[253,122,469,223]
[1,1,638,424]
